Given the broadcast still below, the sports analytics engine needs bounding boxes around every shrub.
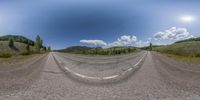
[0,52,12,58]
[20,51,31,55]
[9,38,15,47]
[195,53,200,57]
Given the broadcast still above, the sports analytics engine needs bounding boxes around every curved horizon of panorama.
[0,0,200,100]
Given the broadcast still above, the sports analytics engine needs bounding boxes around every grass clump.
[0,52,12,58]
[20,51,31,55]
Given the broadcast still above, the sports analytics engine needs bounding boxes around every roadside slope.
[0,41,29,54]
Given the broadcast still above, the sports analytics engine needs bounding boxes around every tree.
[47,46,51,51]
[43,46,47,51]
[40,40,43,48]
[9,38,14,47]
[128,48,131,53]
[35,35,41,53]
[149,42,152,51]
[26,44,30,52]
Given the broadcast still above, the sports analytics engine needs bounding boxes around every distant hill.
[56,46,94,54]
[57,46,138,55]
[140,45,163,50]
[0,35,34,46]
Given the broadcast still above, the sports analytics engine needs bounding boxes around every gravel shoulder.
[152,52,200,94]
[0,54,47,71]
[0,54,48,97]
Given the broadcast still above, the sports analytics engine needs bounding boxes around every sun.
[180,16,195,23]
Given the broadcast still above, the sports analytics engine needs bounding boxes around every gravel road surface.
[0,51,200,100]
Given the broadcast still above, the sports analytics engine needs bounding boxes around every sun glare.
[180,16,195,23]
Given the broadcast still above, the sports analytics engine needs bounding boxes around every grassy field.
[153,41,200,64]
[158,52,200,64]
[153,41,200,57]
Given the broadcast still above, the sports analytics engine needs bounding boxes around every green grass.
[159,53,200,64]
[153,41,200,57]
[0,52,12,58]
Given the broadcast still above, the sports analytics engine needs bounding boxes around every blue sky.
[0,0,200,49]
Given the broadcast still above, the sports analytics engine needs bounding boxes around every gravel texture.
[0,51,200,100]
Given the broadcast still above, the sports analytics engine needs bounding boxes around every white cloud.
[107,35,137,47]
[80,40,107,46]
[147,37,152,41]
[118,35,137,42]
[80,35,149,48]
[153,27,194,41]
[80,27,196,48]
[135,40,150,47]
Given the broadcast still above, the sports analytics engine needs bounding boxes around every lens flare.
[180,16,195,22]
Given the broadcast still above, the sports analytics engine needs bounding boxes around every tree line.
[57,46,138,55]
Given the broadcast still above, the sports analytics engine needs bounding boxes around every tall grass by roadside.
[153,41,200,57]
[160,53,200,64]
[0,52,12,58]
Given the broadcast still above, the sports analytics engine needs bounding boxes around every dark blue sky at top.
[0,0,200,49]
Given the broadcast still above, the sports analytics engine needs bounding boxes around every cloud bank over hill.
[80,27,196,47]
[80,40,107,46]
[80,35,150,48]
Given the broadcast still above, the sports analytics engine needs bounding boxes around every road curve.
[52,51,147,83]
[0,51,200,100]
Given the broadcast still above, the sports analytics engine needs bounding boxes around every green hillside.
[58,46,93,53]
[0,41,34,54]
[0,35,47,58]
[153,40,200,57]
[0,35,34,57]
